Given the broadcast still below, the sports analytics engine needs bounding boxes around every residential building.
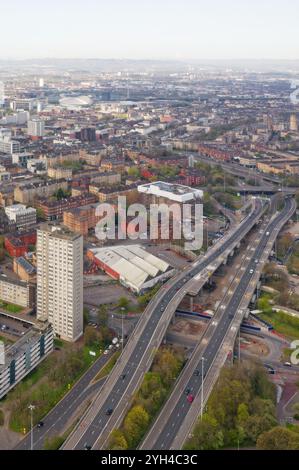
[36,224,83,342]
[48,167,72,179]
[36,192,97,221]
[90,183,138,204]
[0,274,36,308]
[14,179,68,204]
[0,323,54,400]
[63,203,99,236]
[27,118,45,138]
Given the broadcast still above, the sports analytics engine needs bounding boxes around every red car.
[187,394,194,404]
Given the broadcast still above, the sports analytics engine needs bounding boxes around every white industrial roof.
[90,244,171,291]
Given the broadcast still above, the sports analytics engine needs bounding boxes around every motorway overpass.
[141,197,296,450]
[62,198,266,450]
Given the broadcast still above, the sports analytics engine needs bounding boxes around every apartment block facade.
[36,224,83,342]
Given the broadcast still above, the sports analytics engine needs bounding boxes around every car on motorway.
[84,443,91,450]
[121,373,126,380]
[37,421,44,428]
[266,232,270,236]
[106,408,113,416]
[187,394,194,404]
[184,387,191,395]
[103,349,109,355]
[264,364,275,375]
[194,370,200,376]
[249,269,254,274]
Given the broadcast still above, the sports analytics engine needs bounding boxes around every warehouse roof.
[89,244,172,292]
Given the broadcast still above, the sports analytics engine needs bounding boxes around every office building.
[36,224,83,342]
[0,137,20,155]
[5,204,37,229]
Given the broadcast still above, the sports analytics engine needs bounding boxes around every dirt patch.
[240,337,270,357]
[170,318,207,338]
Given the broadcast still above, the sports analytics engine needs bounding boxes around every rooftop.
[38,223,82,242]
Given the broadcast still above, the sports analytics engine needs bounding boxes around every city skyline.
[0,0,298,61]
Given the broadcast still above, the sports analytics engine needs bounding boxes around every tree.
[257,426,299,450]
[109,429,128,450]
[36,207,46,221]
[123,405,150,448]
[54,188,69,200]
[277,233,293,259]
[83,307,89,328]
[152,348,184,387]
[118,297,129,310]
[237,403,249,427]
[84,326,98,347]
[244,415,277,443]
[185,414,224,450]
[97,305,108,326]
[127,167,140,178]
[136,372,167,416]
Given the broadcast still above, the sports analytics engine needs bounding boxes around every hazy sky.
[1,0,298,60]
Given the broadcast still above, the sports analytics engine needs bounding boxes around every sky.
[0,0,298,60]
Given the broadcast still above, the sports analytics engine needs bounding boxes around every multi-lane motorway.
[141,196,296,450]
[63,198,265,449]
[15,350,114,450]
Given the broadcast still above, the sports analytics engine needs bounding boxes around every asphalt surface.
[15,350,114,450]
[63,198,265,450]
[141,197,295,449]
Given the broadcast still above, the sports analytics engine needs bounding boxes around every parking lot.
[0,313,32,341]
[84,284,138,308]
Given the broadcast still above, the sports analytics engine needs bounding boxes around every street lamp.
[120,307,125,353]
[28,404,35,450]
[200,357,206,420]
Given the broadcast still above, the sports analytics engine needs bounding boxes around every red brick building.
[5,231,37,257]
[36,193,98,221]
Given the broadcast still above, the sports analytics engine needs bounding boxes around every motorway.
[141,197,296,450]
[15,350,115,450]
[63,198,265,449]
